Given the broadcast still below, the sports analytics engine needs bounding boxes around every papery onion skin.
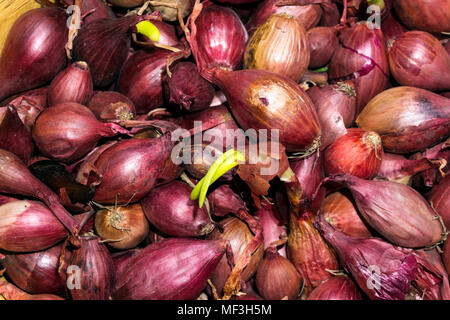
[87,91,136,122]
[207,217,264,295]
[166,62,215,112]
[324,128,383,179]
[246,0,322,35]
[255,247,302,300]
[62,0,116,24]
[444,240,450,276]
[151,0,194,22]
[307,81,357,150]
[208,184,246,217]
[287,210,339,298]
[0,243,70,294]
[307,276,362,300]
[117,48,172,114]
[0,106,33,163]
[315,214,418,300]
[113,238,228,300]
[141,181,214,237]
[144,20,179,46]
[0,8,67,101]
[429,175,450,230]
[329,22,389,114]
[388,31,450,91]
[211,68,321,153]
[356,86,450,154]
[190,3,248,73]
[307,27,338,69]
[393,0,450,33]
[69,234,115,300]
[244,13,310,82]
[327,174,444,248]
[376,153,435,183]
[381,13,408,45]
[32,102,128,163]
[320,191,372,238]
[88,135,174,205]
[255,200,287,257]
[0,200,67,252]
[73,15,148,87]
[48,61,94,106]
[95,203,149,250]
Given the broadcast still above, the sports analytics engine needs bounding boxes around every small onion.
[87,91,136,122]
[307,26,338,69]
[255,247,302,300]
[95,203,149,250]
[243,13,310,82]
[324,128,383,179]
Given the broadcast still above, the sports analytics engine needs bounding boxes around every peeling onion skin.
[388,31,450,91]
[356,86,450,154]
[329,22,389,114]
[244,13,310,82]
[393,0,450,34]
[429,175,450,230]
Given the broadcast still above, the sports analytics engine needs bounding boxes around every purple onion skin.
[48,61,94,106]
[290,151,325,213]
[166,62,215,112]
[141,181,214,237]
[0,200,68,253]
[255,201,287,257]
[32,102,128,163]
[87,91,136,122]
[113,238,227,300]
[73,15,146,87]
[329,22,389,114]
[69,235,115,300]
[320,2,340,27]
[307,81,357,150]
[88,135,174,205]
[117,48,171,114]
[246,0,322,35]
[191,3,248,72]
[62,0,116,24]
[307,276,362,300]
[381,13,408,45]
[376,153,433,182]
[307,27,338,69]
[0,106,33,163]
[328,174,443,248]
[207,184,246,217]
[315,214,418,300]
[0,243,70,294]
[140,20,179,46]
[429,175,450,230]
[112,248,142,276]
[0,8,68,101]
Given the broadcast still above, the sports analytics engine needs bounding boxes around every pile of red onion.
[0,0,449,301]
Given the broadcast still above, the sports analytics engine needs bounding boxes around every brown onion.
[255,246,302,300]
[95,203,149,250]
[210,68,321,153]
[307,81,357,150]
[325,174,445,248]
[320,191,372,238]
[246,0,322,35]
[48,61,94,106]
[207,217,264,295]
[388,31,450,91]
[393,0,450,33]
[0,106,33,163]
[329,22,389,113]
[356,86,450,154]
[151,0,194,22]
[287,209,339,298]
[243,13,310,82]
[0,200,67,252]
[32,102,128,163]
[307,26,338,69]
[87,91,136,122]
[324,128,383,179]
[68,234,115,300]
[307,275,362,300]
